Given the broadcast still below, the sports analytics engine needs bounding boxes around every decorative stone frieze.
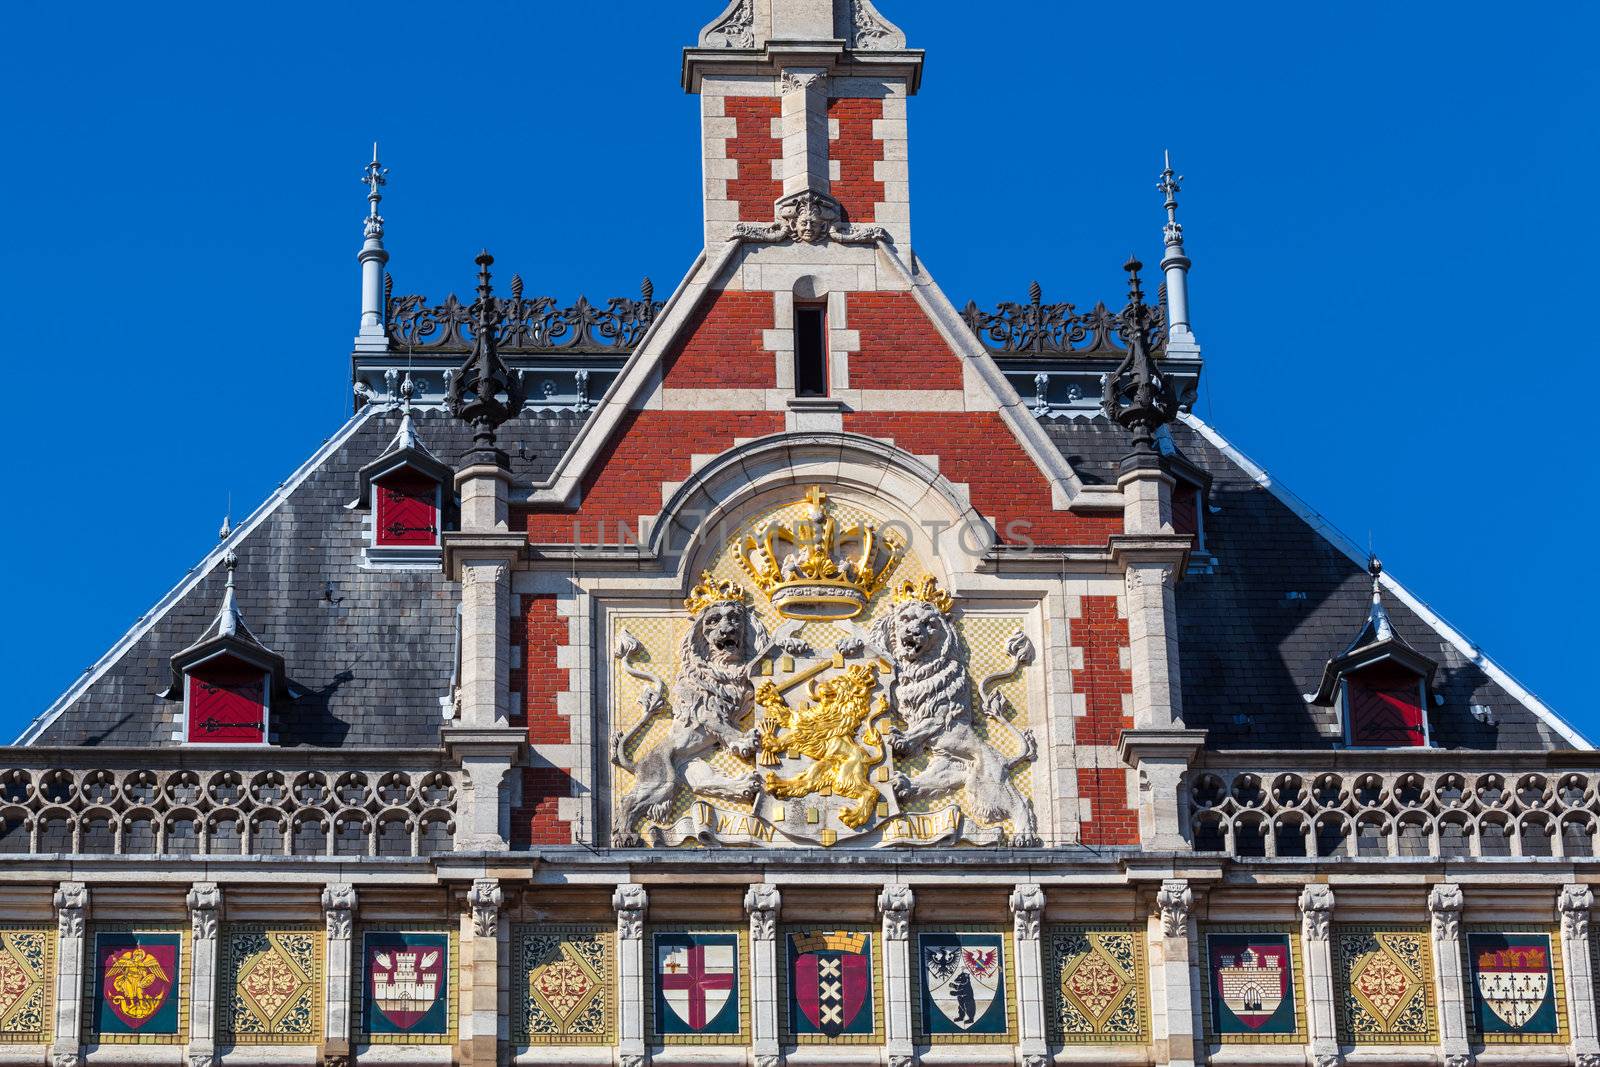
[468,879,502,938]
[1157,880,1192,938]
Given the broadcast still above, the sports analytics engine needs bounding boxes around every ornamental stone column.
[877,884,915,1067]
[1558,885,1600,1065]
[614,884,648,1067]
[1010,884,1048,1067]
[1297,884,1338,1067]
[442,251,529,852]
[460,879,504,1067]
[1427,884,1471,1067]
[744,884,781,1067]
[50,882,87,1067]
[186,883,222,1067]
[321,883,357,1067]
[1149,879,1198,1067]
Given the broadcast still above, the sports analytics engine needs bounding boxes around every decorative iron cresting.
[960,280,1167,357]
[387,276,663,355]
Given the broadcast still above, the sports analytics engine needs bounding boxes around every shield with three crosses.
[788,930,875,1038]
[1470,933,1557,1033]
[654,933,740,1036]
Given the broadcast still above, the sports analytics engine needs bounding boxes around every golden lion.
[756,664,890,830]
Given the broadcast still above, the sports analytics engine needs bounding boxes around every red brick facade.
[657,290,775,389]
[843,412,1123,545]
[846,292,964,391]
[827,97,884,224]
[725,97,782,223]
[510,594,575,846]
[1069,594,1137,845]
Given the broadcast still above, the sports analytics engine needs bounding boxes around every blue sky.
[1,1,1594,742]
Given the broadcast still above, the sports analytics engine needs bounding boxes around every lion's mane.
[874,602,969,726]
[673,608,754,728]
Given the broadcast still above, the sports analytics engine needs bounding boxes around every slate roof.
[27,406,582,748]
[26,399,1572,753]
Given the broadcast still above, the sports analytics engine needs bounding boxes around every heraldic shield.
[95,932,181,1035]
[787,930,875,1038]
[1468,932,1560,1035]
[1207,933,1297,1035]
[363,932,449,1036]
[919,932,1007,1035]
[654,932,741,1036]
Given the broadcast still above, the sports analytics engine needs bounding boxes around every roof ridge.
[1178,410,1591,751]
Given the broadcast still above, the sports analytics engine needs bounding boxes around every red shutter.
[1171,485,1199,537]
[187,660,267,744]
[1347,662,1426,747]
[375,468,439,546]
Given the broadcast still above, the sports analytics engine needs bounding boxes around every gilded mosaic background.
[512,925,614,1045]
[1045,925,1147,1044]
[1333,926,1435,1044]
[609,490,1036,849]
[220,925,323,1044]
[0,927,53,1043]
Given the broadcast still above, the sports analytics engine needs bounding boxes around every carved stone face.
[793,201,827,243]
[699,603,746,661]
[888,602,944,663]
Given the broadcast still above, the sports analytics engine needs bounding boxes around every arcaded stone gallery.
[5,3,1593,1067]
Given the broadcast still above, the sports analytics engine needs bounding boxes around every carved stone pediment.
[608,488,1040,850]
[733,190,888,247]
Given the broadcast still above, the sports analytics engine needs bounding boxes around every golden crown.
[893,575,953,614]
[733,486,904,621]
[684,571,747,615]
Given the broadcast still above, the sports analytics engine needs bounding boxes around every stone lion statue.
[611,586,764,846]
[873,586,1041,847]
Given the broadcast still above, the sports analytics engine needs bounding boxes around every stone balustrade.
[1189,750,1600,860]
[0,747,458,859]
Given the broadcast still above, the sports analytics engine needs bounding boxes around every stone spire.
[355,144,389,352]
[1158,151,1199,357]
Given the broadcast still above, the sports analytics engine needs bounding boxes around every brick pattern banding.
[725,97,782,223]
[510,594,574,846]
[828,97,885,224]
[658,290,775,389]
[515,766,576,848]
[1077,767,1137,846]
[842,412,1124,545]
[1070,594,1136,846]
[521,410,786,543]
[846,292,964,391]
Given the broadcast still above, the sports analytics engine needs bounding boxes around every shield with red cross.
[653,932,740,1036]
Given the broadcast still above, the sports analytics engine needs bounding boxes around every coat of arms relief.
[609,487,1042,849]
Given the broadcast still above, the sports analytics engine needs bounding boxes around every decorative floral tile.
[1334,926,1435,1044]
[1466,928,1567,1043]
[86,926,190,1044]
[512,925,614,1045]
[1045,925,1147,1044]
[356,927,458,1045]
[914,929,1015,1043]
[0,927,53,1042]
[1200,926,1305,1045]
[220,925,322,1044]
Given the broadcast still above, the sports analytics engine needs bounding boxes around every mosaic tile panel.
[913,928,1016,1043]
[1045,925,1147,1044]
[220,925,323,1044]
[1334,926,1435,1044]
[86,926,190,1044]
[512,924,615,1045]
[1200,926,1306,1045]
[0,927,53,1042]
[648,926,749,1045]
[781,926,883,1044]
[355,926,458,1045]
[1466,928,1568,1044]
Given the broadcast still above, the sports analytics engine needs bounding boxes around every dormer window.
[354,411,452,568]
[165,554,292,746]
[1309,558,1436,749]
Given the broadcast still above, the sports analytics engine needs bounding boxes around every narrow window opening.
[794,304,829,397]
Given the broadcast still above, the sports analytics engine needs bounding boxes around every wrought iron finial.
[510,273,524,302]
[217,553,242,638]
[1028,280,1042,305]
[447,250,526,467]
[383,272,392,302]
[1367,556,1394,643]
[641,276,654,304]
[1158,150,1185,249]
[218,513,231,542]
[1102,256,1179,463]
[361,143,388,239]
